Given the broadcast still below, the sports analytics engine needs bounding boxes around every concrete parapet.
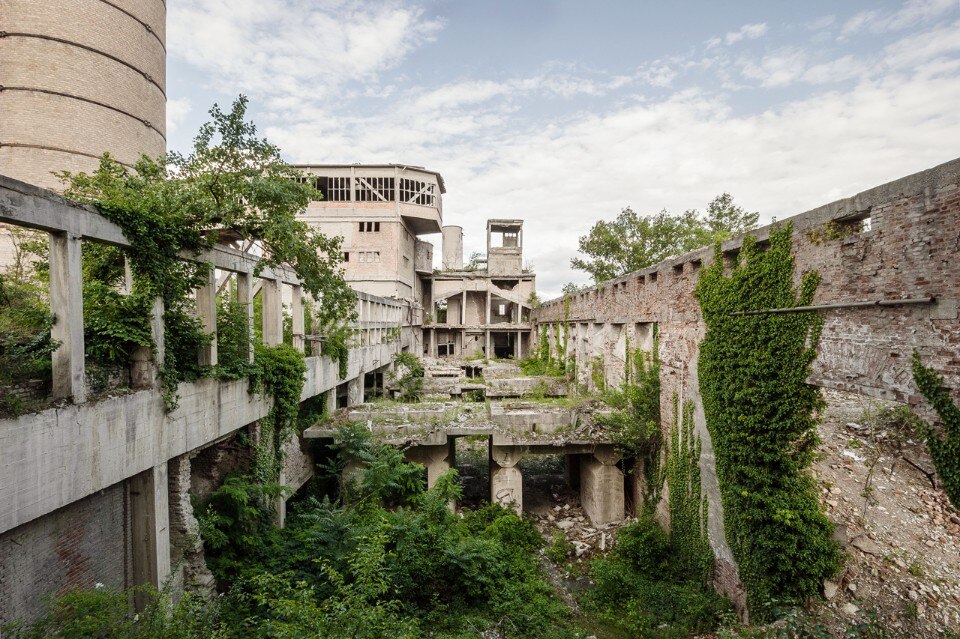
[484,376,568,398]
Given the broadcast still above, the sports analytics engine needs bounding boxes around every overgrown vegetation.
[391,351,425,402]
[57,96,355,408]
[573,193,759,283]
[696,223,841,618]
[912,352,960,508]
[520,297,571,378]
[598,335,661,459]
[14,423,593,639]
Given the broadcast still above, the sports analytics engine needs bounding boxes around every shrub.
[912,352,960,508]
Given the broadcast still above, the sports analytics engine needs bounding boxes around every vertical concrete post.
[128,464,171,610]
[261,277,283,347]
[291,284,304,352]
[236,272,255,362]
[461,290,467,325]
[131,297,164,389]
[515,330,522,359]
[485,290,492,324]
[579,448,625,525]
[49,232,85,402]
[347,373,364,406]
[326,387,338,414]
[490,446,523,514]
[196,268,218,367]
[485,330,491,358]
[275,469,287,528]
[429,328,436,358]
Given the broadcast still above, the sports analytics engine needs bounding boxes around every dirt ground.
[808,388,960,637]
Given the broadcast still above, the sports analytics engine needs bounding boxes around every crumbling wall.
[0,484,128,625]
[533,157,960,605]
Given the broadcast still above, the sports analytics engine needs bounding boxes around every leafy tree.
[571,194,758,283]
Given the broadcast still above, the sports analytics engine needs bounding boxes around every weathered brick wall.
[0,483,128,625]
[533,157,960,608]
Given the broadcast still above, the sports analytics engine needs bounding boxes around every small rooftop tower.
[486,219,523,276]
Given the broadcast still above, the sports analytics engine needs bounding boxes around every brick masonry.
[533,157,960,610]
[0,484,128,625]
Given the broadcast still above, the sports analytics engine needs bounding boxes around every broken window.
[399,178,436,206]
[358,222,382,232]
[358,251,381,263]
[355,177,395,202]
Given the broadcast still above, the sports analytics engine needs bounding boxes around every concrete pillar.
[275,469,287,528]
[128,464,171,610]
[486,290,492,325]
[131,297,164,389]
[347,374,364,406]
[461,290,467,325]
[261,278,283,347]
[326,387,338,414]
[291,284,304,352]
[237,272,255,362]
[429,328,436,358]
[406,442,453,489]
[49,232,85,402]
[515,330,522,359]
[167,454,215,599]
[196,268,218,367]
[490,446,523,514]
[580,448,625,525]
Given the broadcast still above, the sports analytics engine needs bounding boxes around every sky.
[166,0,960,299]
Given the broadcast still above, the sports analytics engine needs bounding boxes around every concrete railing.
[0,175,409,535]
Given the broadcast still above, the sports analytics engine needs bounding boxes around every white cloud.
[168,3,960,299]
[843,0,956,35]
[168,0,444,95]
[725,23,769,45]
[165,97,192,135]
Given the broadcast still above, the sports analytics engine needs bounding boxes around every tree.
[59,96,356,330]
[571,194,758,284]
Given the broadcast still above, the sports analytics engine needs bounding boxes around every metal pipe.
[729,296,937,316]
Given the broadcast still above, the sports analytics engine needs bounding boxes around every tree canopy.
[571,193,759,284]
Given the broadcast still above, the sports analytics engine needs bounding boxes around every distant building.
[295,164,442,314]
[426,219,536,359]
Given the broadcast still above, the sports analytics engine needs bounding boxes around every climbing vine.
[58,96,355,408]
[249,343,308,484]
[911,352,960,508]
[665,398,713,584]
[696,223,840,618]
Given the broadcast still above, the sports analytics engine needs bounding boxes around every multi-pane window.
[298,176,351,201]
[358,251,381,263]
[354,177,395,202]
[399,178,436,206]
[358,222,381,232]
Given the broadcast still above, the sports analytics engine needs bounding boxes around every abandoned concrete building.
[2,0,960,631]
[426,220,536,359]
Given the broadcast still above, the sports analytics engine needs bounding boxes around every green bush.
[392,351,425,402]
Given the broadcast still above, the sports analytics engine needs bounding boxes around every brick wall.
[0,483,128,625]
[533,157,960,608]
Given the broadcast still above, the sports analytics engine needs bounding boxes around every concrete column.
[291,284,304,352]
[237,272,255,362]
[325,387,338,415]
[128,464,171,610]
[461,290,467,325]
[486,290,492,325]
[275,469,287,528]
[196,268,218,367]
[580,448,625,525]
[485,330,491,358]
[515,330,522,359]
[347,374,364,406]
[490,446,523,514]
[429,328,436,358]
[406,442,453,489]
[261,277,283,346]
[49,232,85,402]
[131,297,164,389]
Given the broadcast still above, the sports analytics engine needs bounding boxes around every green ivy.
[599,336,661,461]
[666,398,713,584]
[911,352,960,508]
[696,224,840,618]
[250,343,308,484]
